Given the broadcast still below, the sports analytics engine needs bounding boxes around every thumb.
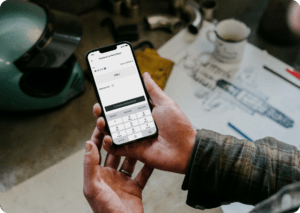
[142,72,172,106]
[84,141,101,188]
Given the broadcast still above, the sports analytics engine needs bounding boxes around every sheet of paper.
[158,21,300,213]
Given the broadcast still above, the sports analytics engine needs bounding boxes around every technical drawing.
[176,50,294,129]
[216,79,294,128]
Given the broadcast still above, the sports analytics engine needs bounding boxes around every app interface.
[88,44,157,145]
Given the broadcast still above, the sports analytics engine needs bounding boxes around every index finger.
[91,126,104,151]
[142,72,173,106]
[92,103,104,150]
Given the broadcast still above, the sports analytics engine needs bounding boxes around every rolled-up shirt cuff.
[182,129,202,191]
[181,129,223,210]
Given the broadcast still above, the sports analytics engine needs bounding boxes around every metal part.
[186,0,203,34]
[110,0,123,15]
[250,181,300,213]
[169,0,188,17]
[201,0,218,21]
[119,169,132,177]
[14,7,82,69]
[146,15,183,32]
[169,0,203,34]
[124,0,131,7]
[187,4,202,34]
[125,0,140,18]
[127,4,140,18]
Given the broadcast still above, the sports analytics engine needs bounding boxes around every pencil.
[263,66,300,90]
[228,122,253,142]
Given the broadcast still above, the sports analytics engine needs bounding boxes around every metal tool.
[185,0,203,34]
[169,0,187,17]
[201,0,218,21]
[169,0,203,34]
[109,0,123,15]
[0,1,85,111]
[146,15,183,32]
[187,1,203,34]
[125,0,140,18]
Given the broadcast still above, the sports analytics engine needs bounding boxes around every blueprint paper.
[158,21,300,213]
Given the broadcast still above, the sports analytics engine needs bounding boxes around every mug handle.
[207,30,216,43]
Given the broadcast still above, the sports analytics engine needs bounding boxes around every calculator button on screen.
[108,118,123,127]
[128,132,143,141]
[114,137,128,144]
[137,110,151,118]
[124,120,139,128]
[141,122,155,130]
[112,130,127,139]
[108,107,156,143]
[126,126,141,135]
[122,114,137,122]
[110,124,125,133]
[138,116,153,124]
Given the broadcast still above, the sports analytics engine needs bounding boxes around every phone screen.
[87,43,157,145]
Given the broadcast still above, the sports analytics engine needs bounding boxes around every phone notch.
[99,45,117,53]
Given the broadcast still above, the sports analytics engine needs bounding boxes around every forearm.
[182,129,300,209]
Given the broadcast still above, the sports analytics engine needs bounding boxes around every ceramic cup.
[207,19,251,63]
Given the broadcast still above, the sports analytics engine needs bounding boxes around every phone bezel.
[85,41,159,147]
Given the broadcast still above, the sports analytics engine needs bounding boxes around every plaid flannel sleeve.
[182,129,300,210]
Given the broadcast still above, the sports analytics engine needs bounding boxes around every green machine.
[0,0,85,111]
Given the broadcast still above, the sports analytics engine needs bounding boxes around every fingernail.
[85,143,92,154]
[93,103,100,112]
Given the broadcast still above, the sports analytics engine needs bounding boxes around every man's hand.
[83,125,153,213]
[289,1,300,36]
[93,72,197,174]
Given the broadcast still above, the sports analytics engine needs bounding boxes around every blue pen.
[228,123,253,142]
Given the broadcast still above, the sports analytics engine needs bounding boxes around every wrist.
[181,129,198,174]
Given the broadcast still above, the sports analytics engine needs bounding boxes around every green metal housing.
[0,1,85,111]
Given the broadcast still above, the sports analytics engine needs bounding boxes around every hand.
[83,125,153,213]
[288,1,300,35]
[93,72,197,174]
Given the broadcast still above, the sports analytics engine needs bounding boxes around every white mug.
[207,19,251,63]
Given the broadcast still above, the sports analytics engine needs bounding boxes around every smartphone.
[86,42,158,146]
